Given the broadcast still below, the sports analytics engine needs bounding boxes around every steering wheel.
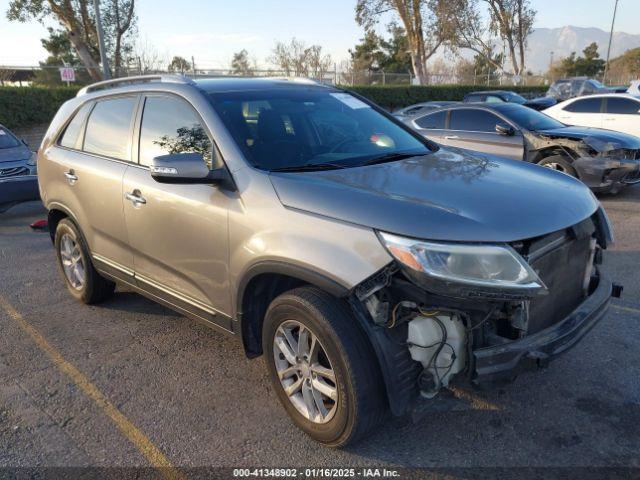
[329,137,358,153]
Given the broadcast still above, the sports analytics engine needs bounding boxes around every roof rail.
[76,74,195,97]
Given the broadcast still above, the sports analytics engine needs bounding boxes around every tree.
[268,38,332,78]
[231,49,254,76]
[33,27,92,85]
[607,47,640,84]
[7,0,137,81]
[548,43,605,78]
[355,0,459,84]
[452,0,535,77]
[168,56,190,73]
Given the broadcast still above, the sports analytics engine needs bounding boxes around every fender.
[235,260,350,318]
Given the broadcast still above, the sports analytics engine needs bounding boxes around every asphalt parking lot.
[1,188,639,475]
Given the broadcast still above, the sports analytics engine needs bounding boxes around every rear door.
[602,97,640,136]
[556,97,604,128]
[411,109,447,143]
[438,108,525,160]
[122,93,232,327]
[51,95,139,276]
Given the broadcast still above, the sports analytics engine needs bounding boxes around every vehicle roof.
[194,77,333,93]
[558,92,640,101]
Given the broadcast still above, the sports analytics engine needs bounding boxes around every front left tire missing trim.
[54,218,115,304]
[263,286,387,447]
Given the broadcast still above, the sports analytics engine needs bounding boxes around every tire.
[54,218,115,304]
[537,155,578,177]
[263,286,387,447]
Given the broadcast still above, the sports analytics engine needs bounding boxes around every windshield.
[208,88,431,171]
[500,105,565,131]
[0,126,20,149]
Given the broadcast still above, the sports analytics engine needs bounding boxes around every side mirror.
[495,124,515,136]
[150,153,235,190]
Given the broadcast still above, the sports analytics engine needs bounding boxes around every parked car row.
[29,75,623,447]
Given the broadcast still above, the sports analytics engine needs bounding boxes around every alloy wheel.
[273,320,338,424]
[59,233,85,290]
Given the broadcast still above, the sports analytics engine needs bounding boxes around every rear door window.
[605,97,640,115]
[59,102,93,149]
[138,95,213,168]
[449,109,502,132]
[563,97,602,113]
[83,96,137,161]
[415,110,447,129]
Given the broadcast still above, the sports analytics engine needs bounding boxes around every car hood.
[0,145,31,163]
[536,126,640,150]
[269,148,599,243]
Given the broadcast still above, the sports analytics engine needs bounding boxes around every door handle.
[604,117,615,121]
[64,170,78,185]
[443,135,460,140]
[125,191,147,206]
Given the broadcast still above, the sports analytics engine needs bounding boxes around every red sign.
[59,67,76,82]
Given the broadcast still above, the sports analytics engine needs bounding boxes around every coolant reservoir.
[407,313,466,396]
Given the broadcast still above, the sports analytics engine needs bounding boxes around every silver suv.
[39,75,620,446]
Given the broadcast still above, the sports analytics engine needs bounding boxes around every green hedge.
[0,84,548,130]
[349,85,547,111]
[0,86,80,130]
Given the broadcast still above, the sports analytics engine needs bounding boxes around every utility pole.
[603,0,620,85]
[93,0,111,79]
[192,56,196,76]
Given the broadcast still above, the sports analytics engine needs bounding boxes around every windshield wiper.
[269,162,348,172]
[360,151,423,166]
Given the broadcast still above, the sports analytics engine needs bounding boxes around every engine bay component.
[407,312,467,398]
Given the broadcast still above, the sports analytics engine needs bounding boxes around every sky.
[0,0,638,68]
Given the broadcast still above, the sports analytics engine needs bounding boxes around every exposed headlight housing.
[378,232,547,299]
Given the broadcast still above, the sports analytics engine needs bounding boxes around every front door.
[122,93,232,328]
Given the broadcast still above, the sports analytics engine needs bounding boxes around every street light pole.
[93,0,111,79]
[603,0,619,85]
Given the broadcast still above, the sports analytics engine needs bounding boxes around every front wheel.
[263,287,387,447]
[537,155,577,177]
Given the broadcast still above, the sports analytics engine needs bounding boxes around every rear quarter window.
[59,102,93,149]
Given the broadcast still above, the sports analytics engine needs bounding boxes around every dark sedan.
[407,103,640,194]
[0,124,39,212]
[463,90,557,111]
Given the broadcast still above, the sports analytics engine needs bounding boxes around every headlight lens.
[379,232,545,291]
[26,152,37,166]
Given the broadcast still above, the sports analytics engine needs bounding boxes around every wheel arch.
[236,261,350,358]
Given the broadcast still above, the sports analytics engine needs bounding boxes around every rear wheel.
[54,218,115,304]
[263,286,387,447]
[537,155,577,177]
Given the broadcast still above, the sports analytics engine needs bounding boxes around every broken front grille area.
[516,218,596,334]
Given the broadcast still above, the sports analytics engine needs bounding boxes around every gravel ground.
[0,187,638,475]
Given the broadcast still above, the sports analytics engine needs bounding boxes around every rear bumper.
[0,175,40,208]
[472,272,614,388]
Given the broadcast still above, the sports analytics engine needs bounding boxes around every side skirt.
[92,254,234,335]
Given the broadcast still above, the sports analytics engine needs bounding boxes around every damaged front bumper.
[574,156,640,192]
[472,272,619,388]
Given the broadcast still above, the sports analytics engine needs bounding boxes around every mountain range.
[524,26,640,73]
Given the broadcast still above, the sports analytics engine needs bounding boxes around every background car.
[462,90,557,111]
[544,93,640,137]
[546,77,615,101]
[392,101,458,121]
[0,123,38,213]
[408,103,640,193]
